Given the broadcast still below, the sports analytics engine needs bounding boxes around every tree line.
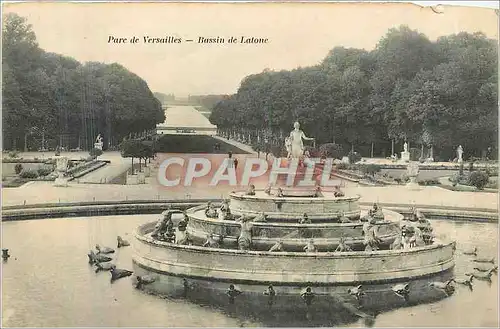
[209,26,498,161]
[2,13,165,151]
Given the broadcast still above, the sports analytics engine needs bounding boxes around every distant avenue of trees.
[2,13,165,151]
[209,26,498,160]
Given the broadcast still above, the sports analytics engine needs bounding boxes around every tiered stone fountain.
[132,123,456,322]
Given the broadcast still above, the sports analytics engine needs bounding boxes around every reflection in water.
[2,215,498,327]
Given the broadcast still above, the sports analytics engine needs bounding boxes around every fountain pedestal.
[400,151,410,163]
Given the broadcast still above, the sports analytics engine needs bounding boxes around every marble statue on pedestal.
[457,145,463,163]
[400,142,410,163]
[53,156,69,187]
[288,122,314,158]
[94,134,104,151]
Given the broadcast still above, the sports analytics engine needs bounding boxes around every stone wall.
[135,222,456,284]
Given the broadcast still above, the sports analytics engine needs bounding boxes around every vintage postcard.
[1,1,498,327]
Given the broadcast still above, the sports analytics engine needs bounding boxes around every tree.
[120,140,143,174]
[2,13,165,151]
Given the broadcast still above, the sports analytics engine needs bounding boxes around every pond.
[2,215,498,327]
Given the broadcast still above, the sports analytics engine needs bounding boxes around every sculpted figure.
[335,236,352,252]
[371,203,385,220]
[151,211,173,239]
[264,185,272,195]
[205,202,219,218]
[237,216,253,251]
[304,239,317,253]
[334,186,345,197]
[253,212,268,222]
[246,184,256,196]
[299,213,311,224]
[288,121,314,158]
[285,137,292,158]
[203,234,222,248]
[269,240,284,252]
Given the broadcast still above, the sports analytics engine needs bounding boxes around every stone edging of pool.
[1,199,497,222]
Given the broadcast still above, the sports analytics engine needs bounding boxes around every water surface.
[2,215,498,327]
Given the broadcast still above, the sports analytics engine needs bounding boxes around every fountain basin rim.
[229,192,361,203]
[132,257,455,287]
[135,222,455,258]
[186,204,401,227]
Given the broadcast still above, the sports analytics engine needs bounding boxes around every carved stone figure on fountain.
[276,187,284,197]
[314,186,323,197]
[371,203,384,220]
[269,240,284,252]
[220,207,233,221]
[304,239,317,253]
[299,213,311,224]
[264,185,272,195]
[220,200,229,213]
[253,212,268,222]
[203,234,222,248]
[246,184,256,196]
[335,235,352,252]
[205,202,219,218]
[339,211,351,223]
[175,220,190,245]
[288,121,314,159]
[363,223,383,251]
[334,186,344,197]
[237,216,253,251]
[151,213,169,239]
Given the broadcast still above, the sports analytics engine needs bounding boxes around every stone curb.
[1,199,497,222]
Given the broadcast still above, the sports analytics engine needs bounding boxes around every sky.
[3,1,499,96]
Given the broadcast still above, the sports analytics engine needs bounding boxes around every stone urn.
[53,156,69,187]
[406,161,420,190]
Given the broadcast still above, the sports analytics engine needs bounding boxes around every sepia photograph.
[1,1,499,327]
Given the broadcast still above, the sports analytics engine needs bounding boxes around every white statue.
[403,142,408,153]
[285,137,292,158]
[457,145,463,162]
[94,134,103,151]
[288,121,314,158]
[53,156,69,187]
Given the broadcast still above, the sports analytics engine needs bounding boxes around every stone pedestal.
[53,174,68,187]
[143,166,151,177]
[400,151,410,163]
[406,176,420,190]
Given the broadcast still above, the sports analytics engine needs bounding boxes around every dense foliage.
[3,13,165,151]
[210,26,498,160]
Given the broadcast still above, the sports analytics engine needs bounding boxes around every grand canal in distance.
[2,214,498,327]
